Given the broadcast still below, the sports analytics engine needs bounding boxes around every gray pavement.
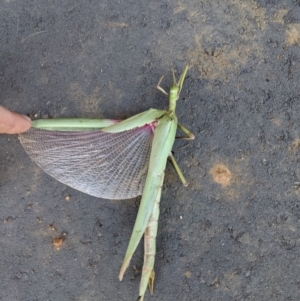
[1,1,300,300]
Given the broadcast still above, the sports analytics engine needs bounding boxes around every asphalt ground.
[1,1,300,300]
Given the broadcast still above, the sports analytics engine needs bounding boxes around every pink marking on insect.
[143,122,157,134]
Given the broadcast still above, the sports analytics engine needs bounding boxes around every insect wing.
[19,126,153,199]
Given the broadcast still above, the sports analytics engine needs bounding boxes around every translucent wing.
[19,126,153,200]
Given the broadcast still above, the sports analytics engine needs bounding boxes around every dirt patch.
[210,163,232,186]
[286,24,300,46]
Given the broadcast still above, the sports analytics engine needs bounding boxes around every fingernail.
[22,115,32,122]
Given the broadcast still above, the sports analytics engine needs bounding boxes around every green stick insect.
[19,66,194,300]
